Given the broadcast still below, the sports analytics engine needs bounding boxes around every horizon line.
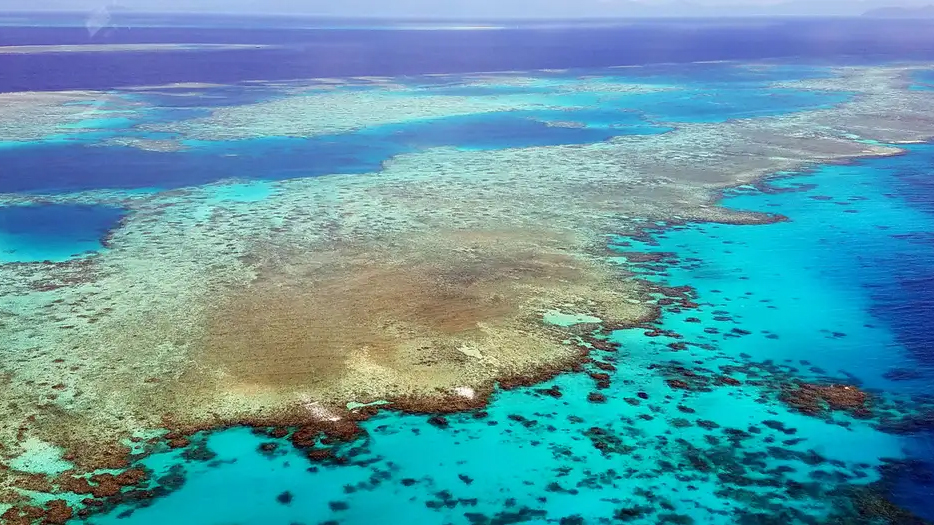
[0,10,901,21]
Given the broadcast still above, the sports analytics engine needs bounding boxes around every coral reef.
[1,64,934,519]
[780,382,871,416]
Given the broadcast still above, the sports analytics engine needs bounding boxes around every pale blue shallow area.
[0,64,850,195]
[911,70,934,91]
[621,87,851,123]
[595,63,834,85]
[58,117,136,131]
[78,147,934,525]
[411,64,851,124]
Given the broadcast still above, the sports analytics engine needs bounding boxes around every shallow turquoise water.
[622,150,934,392]
[0,204,125,263]
[595,63,834,85]
[912,70,934,91]
[614,87,851,123]
[78,147,934,525]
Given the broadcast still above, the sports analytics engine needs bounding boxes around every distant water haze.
[2,0,934,17]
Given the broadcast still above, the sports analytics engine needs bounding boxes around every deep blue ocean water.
[0,204,125,262]
[0,109,670,194]
[2,15,934,525]
[2,16,934,92]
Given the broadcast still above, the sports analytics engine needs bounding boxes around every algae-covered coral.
[1,63,934,520]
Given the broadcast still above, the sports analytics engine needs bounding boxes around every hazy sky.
[0,0,930,17]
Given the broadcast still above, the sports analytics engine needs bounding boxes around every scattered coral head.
[780,382,870,416]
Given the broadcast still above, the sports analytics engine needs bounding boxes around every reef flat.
[0,91,140,143]
[143,76,675,140]
[2,63,934,522]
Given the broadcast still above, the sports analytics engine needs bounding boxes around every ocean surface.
[3,15,934,92]
[2,14,934,525]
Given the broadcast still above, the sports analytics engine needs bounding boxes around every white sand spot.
[457,344,484,359]
[454,386,476,399]
[7,438,74,475]
[300,397,341,422]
